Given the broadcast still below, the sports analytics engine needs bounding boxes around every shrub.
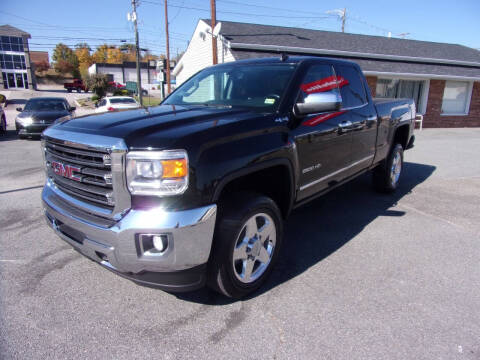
[84,74,109,98]
[91,95,100,102]
[113,89,129,96]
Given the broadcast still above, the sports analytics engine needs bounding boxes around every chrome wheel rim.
[390,152,402,185]
[232,212,276,284]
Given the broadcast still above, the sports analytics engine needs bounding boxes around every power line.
[216,0,333,18]
[142,0,333,19]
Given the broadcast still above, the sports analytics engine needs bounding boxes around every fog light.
[152,235,167,252]
[139,233,169,256]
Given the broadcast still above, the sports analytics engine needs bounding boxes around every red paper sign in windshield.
[300,76,349,94]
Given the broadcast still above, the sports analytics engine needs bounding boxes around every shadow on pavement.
[0,129,41,142]
[175,162,436,304]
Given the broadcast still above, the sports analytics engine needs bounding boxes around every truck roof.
[214,55,361,67]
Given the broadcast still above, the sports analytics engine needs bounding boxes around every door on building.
[15,73,24,88]
[2,72,28,89]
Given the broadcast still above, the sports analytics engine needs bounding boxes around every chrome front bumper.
[42,184,217,290]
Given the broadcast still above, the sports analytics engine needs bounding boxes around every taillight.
[107,107,115,111]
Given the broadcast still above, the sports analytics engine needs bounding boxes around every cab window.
[297,64,340,105]
[335,65,367,108]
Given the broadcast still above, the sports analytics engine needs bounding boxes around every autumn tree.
[34,60,50,73]
[106,47,124,64]
[92,44,109,63]
[52,43,79,77]
[143,51,158,62]
[119,43,136,61]
[75,43,93,79]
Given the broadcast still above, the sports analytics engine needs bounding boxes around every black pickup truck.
[41,56,415,298]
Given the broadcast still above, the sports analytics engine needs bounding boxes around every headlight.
[126,150,188,196]
[17,117,33,126]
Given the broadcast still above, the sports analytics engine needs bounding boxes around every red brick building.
[29,51,49,66]
[176,20,480,128]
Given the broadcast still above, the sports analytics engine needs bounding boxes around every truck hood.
[52,105,275,150]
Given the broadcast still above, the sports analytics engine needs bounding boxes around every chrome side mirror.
[295,92,342,115]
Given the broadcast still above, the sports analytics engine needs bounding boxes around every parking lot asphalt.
[1,128,479,360]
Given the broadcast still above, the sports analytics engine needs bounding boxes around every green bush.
[91,95,100,102]
[113,89,129,96]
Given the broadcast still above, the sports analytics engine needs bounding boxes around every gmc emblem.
[51,161,82,182]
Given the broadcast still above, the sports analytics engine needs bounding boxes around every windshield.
[24,99,68,111]
[110,98,137,104]
[164,63,296,111]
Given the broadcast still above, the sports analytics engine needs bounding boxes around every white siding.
[173,20,236,86]
[98,66,123,83]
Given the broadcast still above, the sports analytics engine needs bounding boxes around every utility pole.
[131,0,142,105]
[210,0,218,65]
[341,8,346,33]
[164,0,171,94]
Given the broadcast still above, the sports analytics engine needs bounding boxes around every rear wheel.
[207,192,283,298]
[373,143,404,193]
[67,88,72,93]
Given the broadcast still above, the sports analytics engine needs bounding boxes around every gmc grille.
[45,139,115,209]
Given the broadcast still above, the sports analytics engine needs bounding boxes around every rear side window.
[299,64,340,101]
[335,65,367,108]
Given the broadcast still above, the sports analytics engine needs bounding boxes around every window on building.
[376,79,427,113]
[0,36,24,52]
[0,54,26,70]
[441,81,472,115]
[336,65,367,108]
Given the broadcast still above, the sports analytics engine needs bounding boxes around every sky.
[1,0,479,60]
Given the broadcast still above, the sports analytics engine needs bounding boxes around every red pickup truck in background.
[64,79,88,93]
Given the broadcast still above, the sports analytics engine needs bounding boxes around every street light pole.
[164,0,171,94]
[132,0,143,105]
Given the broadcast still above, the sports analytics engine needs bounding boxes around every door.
[293,63,353,201]
[335,65,377,174]
[15,73,24,88]
[7,73,15,88]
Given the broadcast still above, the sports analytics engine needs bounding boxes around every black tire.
[67,89,72,93]
[76,88,81,93]
[0,116,6,134]
[207,192,283,298]
[373,143,404,193]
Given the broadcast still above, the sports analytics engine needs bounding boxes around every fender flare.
[212,158,296,218]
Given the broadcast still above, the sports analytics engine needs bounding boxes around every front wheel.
[373,143,404,193]
[0,116,6,134]
[207,192,283,298]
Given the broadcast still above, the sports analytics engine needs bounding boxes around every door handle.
[338,121,352,133]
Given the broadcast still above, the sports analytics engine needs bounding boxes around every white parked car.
[95,96,140,113]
